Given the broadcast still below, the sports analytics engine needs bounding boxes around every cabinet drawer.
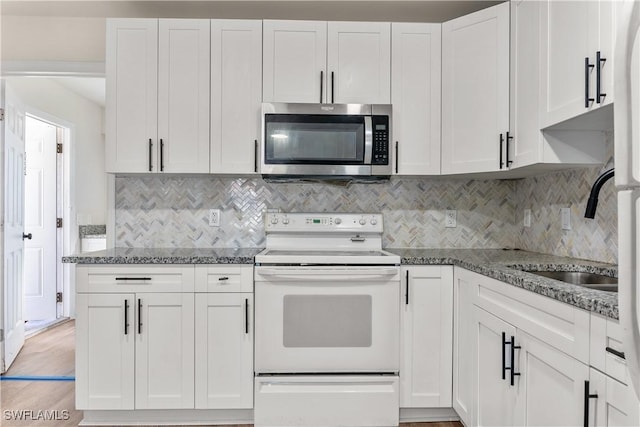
[195,265,253,293]
[465,268,590,363]
[591,313,628,384]
[76,265,195,293]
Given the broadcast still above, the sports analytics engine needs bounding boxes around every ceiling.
[1,1,503,22]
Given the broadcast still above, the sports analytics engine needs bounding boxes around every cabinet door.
[590,368,640,427]
[105,19,158,173]
[391,23,441,175]
[473,306,518,427]
[453,268,475,426]
[327,22,391,104]
[510,0,542,169]
[400,266,452,408]
[441,2,510,174]
[540,1,594,127]
[76,293,135,410]
[157,19,210,173]
[135,293,195,409]
[515,331,589,426]
[262,20,327,103]
[210,20,262,174]
[195,293,253,409]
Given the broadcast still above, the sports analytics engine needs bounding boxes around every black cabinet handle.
[583,380,598,427]
[124,299,130,335]
[245,298,249,334]
[506,131,513,167]
[405,271,409,305]
[218,276,229,281]
[331,71,335,104]
[254,140,258,173]
[499,134,504,169]
[138,298,143,334]
[22,233,32,240]
[160,139,165,172]
[585,57,595,108]
[510,335,521,386]
[605,346,625,359]
[395,141,399,174]
[502,332,508,380]
[148,139,153,172]
[596,51,607,104]
[320,70,324,103]
[115,277,151,281]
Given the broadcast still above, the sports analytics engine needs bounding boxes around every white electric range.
[254,212,401,427]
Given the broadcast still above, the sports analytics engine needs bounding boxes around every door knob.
[22,233,32,240]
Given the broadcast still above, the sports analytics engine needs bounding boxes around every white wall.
[6,77,106,228]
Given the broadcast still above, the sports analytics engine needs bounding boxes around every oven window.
[282,295,372,348]
[265,114,365,164]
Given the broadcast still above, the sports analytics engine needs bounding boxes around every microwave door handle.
[364,116,373,164]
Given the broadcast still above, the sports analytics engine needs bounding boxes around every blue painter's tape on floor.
[0,375,75,382]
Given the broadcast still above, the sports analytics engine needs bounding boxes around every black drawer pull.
[605,346,625,359]
[218,277,229,281]
[583,380,598,427]
[115,277,152,281]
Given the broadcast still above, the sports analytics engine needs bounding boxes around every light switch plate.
[561,208,571,230]
[445,210,457,228]
[524,209,531,228]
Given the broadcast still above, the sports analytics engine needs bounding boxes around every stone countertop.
[62,247,262,265]
[62,247,618,319]
[387,248,618,319]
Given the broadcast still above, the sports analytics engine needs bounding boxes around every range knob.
[271,217,279,224]
[282,217,289,225]
[370,218,377,225]
[359,218,366,225]
[335,218,342,225]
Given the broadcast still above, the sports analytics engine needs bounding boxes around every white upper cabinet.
[327,22,391,104]
[106,19,210,174]
[540,0,619,128]
[391,23,441,175]
[106,19,158,173]
[263,20,390,104]
[441,2,510,175]
[210,20,262,174]
[262,20,328,103]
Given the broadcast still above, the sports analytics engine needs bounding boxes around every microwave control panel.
[371,116,389,165]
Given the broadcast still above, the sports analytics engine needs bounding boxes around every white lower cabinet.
[76,291,195,410]
[195,293,253,409]
[400,266,453,408]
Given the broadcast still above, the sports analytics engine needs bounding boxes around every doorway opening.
[23,114,67,336]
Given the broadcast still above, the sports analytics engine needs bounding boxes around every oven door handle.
[255,267,398,281]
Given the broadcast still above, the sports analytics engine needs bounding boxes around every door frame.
[23,110,71,319]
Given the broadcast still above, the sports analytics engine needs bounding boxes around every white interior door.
[1,81,26,373]
[24,115,57,321]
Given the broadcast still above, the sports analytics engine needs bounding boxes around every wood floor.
[0,321,462,427]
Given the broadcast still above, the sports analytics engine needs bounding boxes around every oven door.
[254,266,400,374]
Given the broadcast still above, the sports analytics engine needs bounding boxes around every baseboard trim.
[80,409,253,426]
[400,407,460,423]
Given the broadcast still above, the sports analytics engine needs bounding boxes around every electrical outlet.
[524,209,531,228]
[209,209,221,227]
[561,207,571,230]
[445,210,457,228]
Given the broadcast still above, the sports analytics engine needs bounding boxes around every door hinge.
[56,292,63,303]
[56,218,63,228]
[56,143,63,154]
[0,108,4,121]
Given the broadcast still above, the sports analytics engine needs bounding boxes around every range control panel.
[264,212,384,233]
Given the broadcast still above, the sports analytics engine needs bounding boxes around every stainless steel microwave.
[260,103,392,178]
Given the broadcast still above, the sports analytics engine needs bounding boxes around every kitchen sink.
[524,270,618,293]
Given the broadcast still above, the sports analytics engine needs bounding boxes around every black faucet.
[584,168,614,219]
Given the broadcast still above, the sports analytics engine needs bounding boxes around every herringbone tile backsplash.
[115,135,617,263]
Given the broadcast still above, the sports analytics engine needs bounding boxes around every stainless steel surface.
[262,102,373,116]
[364,115,373,164]
[525,270,618,292]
